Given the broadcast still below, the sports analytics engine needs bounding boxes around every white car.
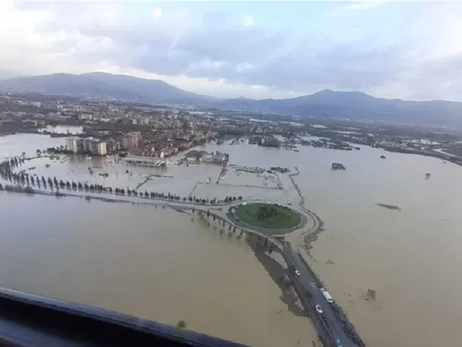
[320,287,334,303]
[315,305,323,314]
[295,270,300,276]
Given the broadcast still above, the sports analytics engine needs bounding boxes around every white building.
[97,142,107,156]
[66,137,79,153]
[67,137,106,156]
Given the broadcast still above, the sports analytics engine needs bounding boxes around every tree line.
[0,156,243,205]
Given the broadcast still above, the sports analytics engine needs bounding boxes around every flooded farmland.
[2,133,462,346]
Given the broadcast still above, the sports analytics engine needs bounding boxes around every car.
[295,270,300,276]
[335,338,343,347]
[319,287,334,303]
[315,305,323,314]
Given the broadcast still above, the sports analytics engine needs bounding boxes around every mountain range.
[1,72,462,128]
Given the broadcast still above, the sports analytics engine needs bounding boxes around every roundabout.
[228,202,306,236]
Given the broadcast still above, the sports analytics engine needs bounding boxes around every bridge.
[198,206,365,347]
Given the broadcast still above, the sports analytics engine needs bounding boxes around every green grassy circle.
[235,203,301,230]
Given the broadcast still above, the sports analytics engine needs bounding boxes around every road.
[2,183,365,347]
[282,243,364,347]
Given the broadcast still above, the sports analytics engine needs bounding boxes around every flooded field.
[2,133,462,346]
[0,193,317,347]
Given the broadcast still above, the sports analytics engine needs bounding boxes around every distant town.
[2,91,462,168]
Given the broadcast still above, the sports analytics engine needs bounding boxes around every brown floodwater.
[0,192,316,347]
[3,133,462,346]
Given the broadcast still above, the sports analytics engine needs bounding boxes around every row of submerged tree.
[0,156,243,205]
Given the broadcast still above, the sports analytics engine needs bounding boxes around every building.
[82,138,95,153]
[137,117,149,125]
[106,139,120,154]
[66,137,79,153]
[97,142,107,156]
[121,154,167,167]
[122,132,142,150]
[67,137,106,156]
[78,113,93,121]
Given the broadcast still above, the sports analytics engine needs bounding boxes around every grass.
[235,203,301,230]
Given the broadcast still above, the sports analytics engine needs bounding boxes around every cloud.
[242,15,254,27]
[1,1,462,101]
[328,0,389,18]
[153,8,162,21]
[341,1,389,12]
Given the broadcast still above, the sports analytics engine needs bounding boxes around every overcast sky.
[1,1,462,100]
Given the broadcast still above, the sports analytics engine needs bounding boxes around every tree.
[238,196,242,200]
[145,191,149,198]
[176,320,187,329]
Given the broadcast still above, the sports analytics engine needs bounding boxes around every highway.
[282,243,364,347]
[0,180,365,347]
[222,205,365,347]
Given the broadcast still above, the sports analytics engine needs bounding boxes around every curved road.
[222,204,364,347]
[1,183,365,347]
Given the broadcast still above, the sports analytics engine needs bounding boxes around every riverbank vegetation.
[235,203,301,229]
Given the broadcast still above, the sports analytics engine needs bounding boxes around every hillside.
[0,72,211,104]
[2,72,462,127]
[215,90,462,127]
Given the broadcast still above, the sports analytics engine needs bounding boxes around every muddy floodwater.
[0,193,316,347]
[2,133,462,346]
